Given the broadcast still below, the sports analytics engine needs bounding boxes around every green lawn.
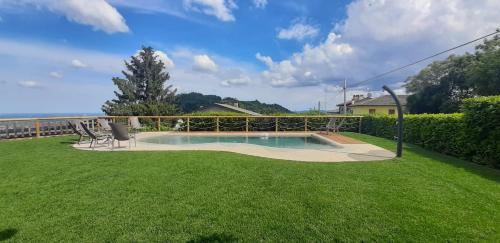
[0,133,499,242]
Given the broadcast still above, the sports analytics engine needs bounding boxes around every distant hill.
[176,92,292,114]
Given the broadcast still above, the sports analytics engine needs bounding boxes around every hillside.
[176,92,291,114]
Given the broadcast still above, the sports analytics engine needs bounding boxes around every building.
[336,94,373,114]
[199,103,262,116]
[350,95,408,115]
[337,94,408,115]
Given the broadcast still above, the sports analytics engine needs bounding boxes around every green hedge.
[462,96,500,166]
[361,96,499,168]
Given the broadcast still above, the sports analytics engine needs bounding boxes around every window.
[369,109,376,114]
[388,109,395,115]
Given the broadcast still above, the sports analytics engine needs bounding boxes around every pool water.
[141,135,338,150]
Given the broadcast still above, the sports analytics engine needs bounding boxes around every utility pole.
[318,101,321,114]
[343,78,347,114]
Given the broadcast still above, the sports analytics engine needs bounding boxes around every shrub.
[462,96,500,167]
[362,114,467,158]
[361,96,500,168]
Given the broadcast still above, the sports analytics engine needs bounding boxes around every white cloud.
[18,80,41,88]
[183,0,237,22]
[49,71,63,78]
[192,54,218,72]
[278,22,319,41]
[221,76,251,87]
[257,33,353,87]
[154,50,175,69]
[253,0,267,9]
[71,59,88,68]
[259,0,500,90]
[1,0,129,34]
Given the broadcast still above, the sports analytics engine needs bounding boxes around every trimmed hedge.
[361,96,499,168]
[462,96,500,167]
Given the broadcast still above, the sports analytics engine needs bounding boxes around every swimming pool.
[140,134,339,150]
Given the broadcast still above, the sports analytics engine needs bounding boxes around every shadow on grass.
[187,233,238,243]
[344,132,500,183]
[403,142,500,183]
[0,228,17,241]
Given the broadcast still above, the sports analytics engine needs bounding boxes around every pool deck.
[73,132,395,162]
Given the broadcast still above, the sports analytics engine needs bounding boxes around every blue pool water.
[141,135,338,150]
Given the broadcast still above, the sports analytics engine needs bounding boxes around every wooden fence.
[0,115,363,139]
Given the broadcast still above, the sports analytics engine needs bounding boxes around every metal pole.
[382,85,403,157]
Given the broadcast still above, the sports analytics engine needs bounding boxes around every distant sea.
[0,113,105,119]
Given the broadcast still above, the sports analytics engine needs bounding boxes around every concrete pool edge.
[72,132,396,162]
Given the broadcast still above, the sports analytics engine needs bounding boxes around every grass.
[0,133,499,242]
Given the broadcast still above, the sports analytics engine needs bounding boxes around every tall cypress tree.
[102,46,177,115]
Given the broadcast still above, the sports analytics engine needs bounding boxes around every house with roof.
[337,94,409,115]
[199,103,263,116]
[336,94,373,114]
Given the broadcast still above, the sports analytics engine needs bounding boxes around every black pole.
[382,85,403,157]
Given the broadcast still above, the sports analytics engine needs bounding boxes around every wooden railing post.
[216,117,220,132]
[35,120,41,138]
[275,117,278,132]
[245,117,249,132]
[157,117,161,131]
[187,117,190,132]
[304,117,308,132]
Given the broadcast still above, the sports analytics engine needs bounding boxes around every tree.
[405,55,474,113]
[404,33,500,114]
[467,33,500,95]
[102,46,177,115]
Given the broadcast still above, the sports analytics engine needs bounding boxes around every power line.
[348,29,500,89]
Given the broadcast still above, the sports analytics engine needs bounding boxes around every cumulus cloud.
[183,0,237,22]
[253,0,267,9]
[257,33,353,87]
[1,0,129,33]
[49,71,63,79]
[277,22,319,41]
[192,54,218,72]
[18,80,41,88]
[135,49,175,69]
[257,0,500,90]
[71,59,87,68]
[221,76,251,87]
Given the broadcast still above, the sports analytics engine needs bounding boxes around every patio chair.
[321,118,338,134]
[67,120,88,144]
[97,118,112,132]
[80,122,111,149]
[109,123,136,150]
[321,117,347,134]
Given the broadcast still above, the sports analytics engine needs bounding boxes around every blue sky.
[0,0,499,113]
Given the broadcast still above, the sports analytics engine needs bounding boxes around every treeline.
[405,33,500,113]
